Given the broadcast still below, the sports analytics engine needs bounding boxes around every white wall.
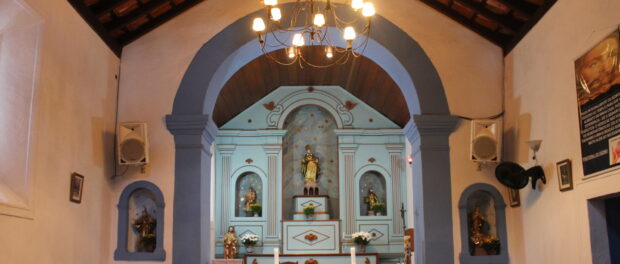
[0,0,120,263]
[504,1,620,263]
[116,0,504,263]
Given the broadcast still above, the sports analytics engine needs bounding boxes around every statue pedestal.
[212,259,243,264]
[292,195,330,220]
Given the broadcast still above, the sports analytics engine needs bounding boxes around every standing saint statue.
[243,187,257,213]
[223,226,238,259]
[364,189,379,213]
[469,206,489,248]
[133,207,157,252]
[301,145,320,195]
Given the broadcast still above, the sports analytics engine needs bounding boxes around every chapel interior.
[0,0,619,264]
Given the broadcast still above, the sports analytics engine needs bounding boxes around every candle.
[274,248,279,264]
[351,247,356,264]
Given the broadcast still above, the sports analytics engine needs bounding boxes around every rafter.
[67,0,122,56]
[103,0,170,32]
[90,0,127,17]
[494,0,538,17]
[455,0,523,34]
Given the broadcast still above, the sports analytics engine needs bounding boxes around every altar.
[212,86,409,262]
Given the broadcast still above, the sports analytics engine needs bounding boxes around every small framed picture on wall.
[507,187,520,207]
[70,172,84,203]
[557,159,573,191]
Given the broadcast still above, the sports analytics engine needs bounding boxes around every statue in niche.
[364,188,379,215]
[469,206,490,255]
[301,145,320,195]
[133,207,157,252]
[223,226,238,259]
[243,187,257,214]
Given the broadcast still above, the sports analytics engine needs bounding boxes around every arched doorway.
[165,3,458,263]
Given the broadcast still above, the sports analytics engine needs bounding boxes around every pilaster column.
[217,145,236,236]
[405,114,459,264]
[263,145,281,237]
[166,114,217,264]
[387,145,405,235]
[340,144,358,234]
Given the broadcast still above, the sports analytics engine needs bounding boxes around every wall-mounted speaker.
[470,119,502,163]
[117,122,149,166]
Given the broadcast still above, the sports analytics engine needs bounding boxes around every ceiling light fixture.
[252,0,375,68]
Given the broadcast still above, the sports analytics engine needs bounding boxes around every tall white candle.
[274,248,279,264]
[351,247,356,264]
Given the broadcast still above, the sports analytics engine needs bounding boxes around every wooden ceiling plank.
[67,0,123,56]
[420,0,509,47]
[494,0,538,16]
[503,0,557,54]
[104,0,170,32]
[118,0,204,46]
[90,0,127,16]
[454,0,522,33]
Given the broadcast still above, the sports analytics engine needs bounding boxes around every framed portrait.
[70,172,84,203]
[507,187,520,207]
[557,159,573,191]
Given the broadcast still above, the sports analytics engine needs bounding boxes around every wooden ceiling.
[420,0,556,54]
[68,0,204,56]
[213,46,411,128]
[68,0,556,57]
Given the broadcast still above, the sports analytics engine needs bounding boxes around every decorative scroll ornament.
[305,258,319,264]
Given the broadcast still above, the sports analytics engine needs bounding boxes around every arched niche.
[458,183,508,264]
[234,171,263,217]
[355,165,392,218]
[115,181,166,261]
[230,166,268,221]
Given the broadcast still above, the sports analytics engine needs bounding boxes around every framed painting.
[507,187,520,207]
[70,172,84,203]
[557,159,573,191]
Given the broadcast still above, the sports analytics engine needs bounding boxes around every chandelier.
[251,0,376,68]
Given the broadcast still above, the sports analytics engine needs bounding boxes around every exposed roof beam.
[455,0,522,34]
[118,0,204,46]
[104,0,170,32]
[90,0,126,17]
[494,0,538,17]
[503,0,557,54]
[67,0,122,56]
[420,0,509,46]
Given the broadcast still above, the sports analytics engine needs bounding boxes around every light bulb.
[292,33,305,47]
[313,13,325,27]
[271,7,282,21]
[264,0,277,6]
[287,47,296,58]
[352,0,364,10]
[252,18,266,32]
[362,2,375,17]
[326,46,333,59]
[343,26,356,41]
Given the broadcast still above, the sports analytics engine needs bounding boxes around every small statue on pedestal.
[469,206,489,255]
[133,207,157,252]
[223,226,238,259]
[301,145,320,195]
[364,189,379,215]
[243,187,257,215]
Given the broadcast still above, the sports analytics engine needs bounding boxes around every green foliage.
[250,203,262,215]
[482,237,500,254]
[303,203,316,216]
[371,202,385,214]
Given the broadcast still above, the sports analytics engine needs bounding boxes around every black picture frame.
[70,172,84,203]
[557,159,573,191]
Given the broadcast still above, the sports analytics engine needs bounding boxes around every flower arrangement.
[241,234,260,246]
[250,204,262,216]
[482,237,500,254]
[303,203,316,216]
[351,231,372,246]
[370,202,385,215]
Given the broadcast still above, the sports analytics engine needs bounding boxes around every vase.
[306,214,314,220]
[376,212,382,216]
[245,245,255,253]
[254,213,259,217]
[357,244,367,253]
[368,210,375,216]
[473,246,487,256]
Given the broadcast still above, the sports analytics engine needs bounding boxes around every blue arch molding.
[458,183,509,264]
[166,3,457,264]
[114,180,166,261]
[171,2,449,116]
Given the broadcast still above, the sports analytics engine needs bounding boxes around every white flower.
[351,231,372,242]
[241,234,260,243]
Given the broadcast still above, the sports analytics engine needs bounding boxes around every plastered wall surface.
[116,0,506,263]
[504,1,620,263]
[0,0,120,263]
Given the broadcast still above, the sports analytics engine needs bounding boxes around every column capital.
[339,143,358,154]
[165,114,218,145]
[404,114,460,143]
[263,145,282,155]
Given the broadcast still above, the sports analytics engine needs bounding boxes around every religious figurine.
[223,226,238,259]
[364,189,379,213]
[469,206,489,255]
[243,187,257,213]
[301,145,320,195]
[133,207,157,252]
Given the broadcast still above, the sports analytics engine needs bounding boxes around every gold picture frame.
[557,159,573,191]
[507,187,520,207]
[70,172,84,203]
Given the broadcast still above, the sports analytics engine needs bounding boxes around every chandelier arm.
[264,50,300,66]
